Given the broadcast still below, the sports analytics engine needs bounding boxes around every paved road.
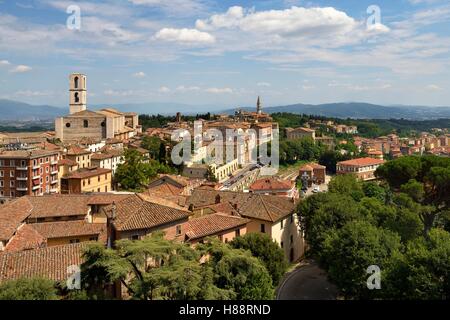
[276,261,338,300]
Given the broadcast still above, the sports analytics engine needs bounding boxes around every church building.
[55,73,141,143]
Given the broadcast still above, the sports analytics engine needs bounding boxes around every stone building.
[55,73,141,143]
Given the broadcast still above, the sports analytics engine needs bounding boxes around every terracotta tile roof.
[4,224,46,253]
[299,163,326,171]
[147,183,184,196]
[25,195,91,219]
[188,190,296,223]
[63,167,111,179]
[185,213,250,241]
[0,197,33,241]
[337,157,385,167]
[91,149,123,160]
[250,178,293,191]
[87,193,134,205]
[0,149,59,159]
[58,158,78,166]
[107,194,192,232]
[66,146,91,156]
[0,243,86,283]
[30,221,106,241]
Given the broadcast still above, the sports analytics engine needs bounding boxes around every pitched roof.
[185,213,250,241]
[337,157,385,167]
[4,224,46,253]
[107,194,192,232]
[30,221,106,241]
[91,149,123,160]
[25,195,91,219]
[87,193,134,205]
[188,190,296,222]
[299,163,326,171]
[0,197,33,241]
[0,149,58,159]
[63,167,111,179]
[66,146,91,156]
[68,110,104,118]
[58,158,78,166]
[0,243,86,283]
[250,178,293,191]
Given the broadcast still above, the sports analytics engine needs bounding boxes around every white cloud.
[176,85,201,92]
[10,65,32,73]
[196,6,358,37]
[154,28,215,44]
[426,84,442,91]
[205,87,233,94]
[127,0,206,16]
[257,82,271,87]
[0,60,10,66]
[158,86,170,93]
[133,71,146,78]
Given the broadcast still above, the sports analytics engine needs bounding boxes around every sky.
[0,0,449,111]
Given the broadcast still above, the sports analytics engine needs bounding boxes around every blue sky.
[0,0,449,111]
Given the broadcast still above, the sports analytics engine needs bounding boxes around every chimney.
[176,112,181,123]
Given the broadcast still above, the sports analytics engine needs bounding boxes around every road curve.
[276,261,338,300]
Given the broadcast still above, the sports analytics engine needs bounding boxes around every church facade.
[55,73,141,143]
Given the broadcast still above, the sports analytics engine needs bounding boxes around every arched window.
[74,92,80,103]
[74,76,79,89]
[101,121,106,127]
[83,120,89,128]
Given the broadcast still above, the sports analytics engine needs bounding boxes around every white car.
[312,186,320,193]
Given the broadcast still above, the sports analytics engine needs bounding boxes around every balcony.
[51,160,58,165]
[16,177,28,181]
[33,164,40,170]
[51,170,58,175]
[32,185,40,191]
[51,179,58,185]
[32,175,40,180]
[50,188,58,193]
[17,187,28,192]
[16,166,28,171]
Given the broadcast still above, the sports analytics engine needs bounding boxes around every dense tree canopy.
[230,233,288,285]
[80,233,274,300]
[0,278,59,300]
[298,165,450,300]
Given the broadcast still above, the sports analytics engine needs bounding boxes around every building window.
[88,179,91,185]
[70,239,80,244]
[74,76,79,89]
[290,235,293,245]
[98,176,100,182]
[131,235,139,240]
[10,171,14,178]
[0,171,3,178]
[281,241,284,248]
[260,224,265,233]
[89,237,97,241]
[280,219,284,230]
[176,225,182,236]
[290,214,294,224]
[83,120,89,128]
[10,181,14,187]
[46,167,49,173]
[235,229,240,237]
[101,121,106,127]
[66,122,71,128]
[0,181,3,187]
[74,92,80,103]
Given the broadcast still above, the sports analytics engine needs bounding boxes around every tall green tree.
[230,233,288,285]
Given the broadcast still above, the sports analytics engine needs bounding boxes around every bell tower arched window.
[83,120,89,128]
[74,76,79,89]
[74,92,80,103]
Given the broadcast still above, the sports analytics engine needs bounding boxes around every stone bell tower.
[69,73,87,114]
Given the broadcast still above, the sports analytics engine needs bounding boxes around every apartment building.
[336,157,385,181]
[0,150,59,200]
[61,167,112,194]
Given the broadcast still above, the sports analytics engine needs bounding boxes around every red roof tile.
[185,213,250,241]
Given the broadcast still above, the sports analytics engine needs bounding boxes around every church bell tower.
[69,73,87,114]
[257,96,262,115]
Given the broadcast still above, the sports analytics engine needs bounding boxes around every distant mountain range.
[1,99,450,122]
[0,99,65,121]
[223,102,450,120]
